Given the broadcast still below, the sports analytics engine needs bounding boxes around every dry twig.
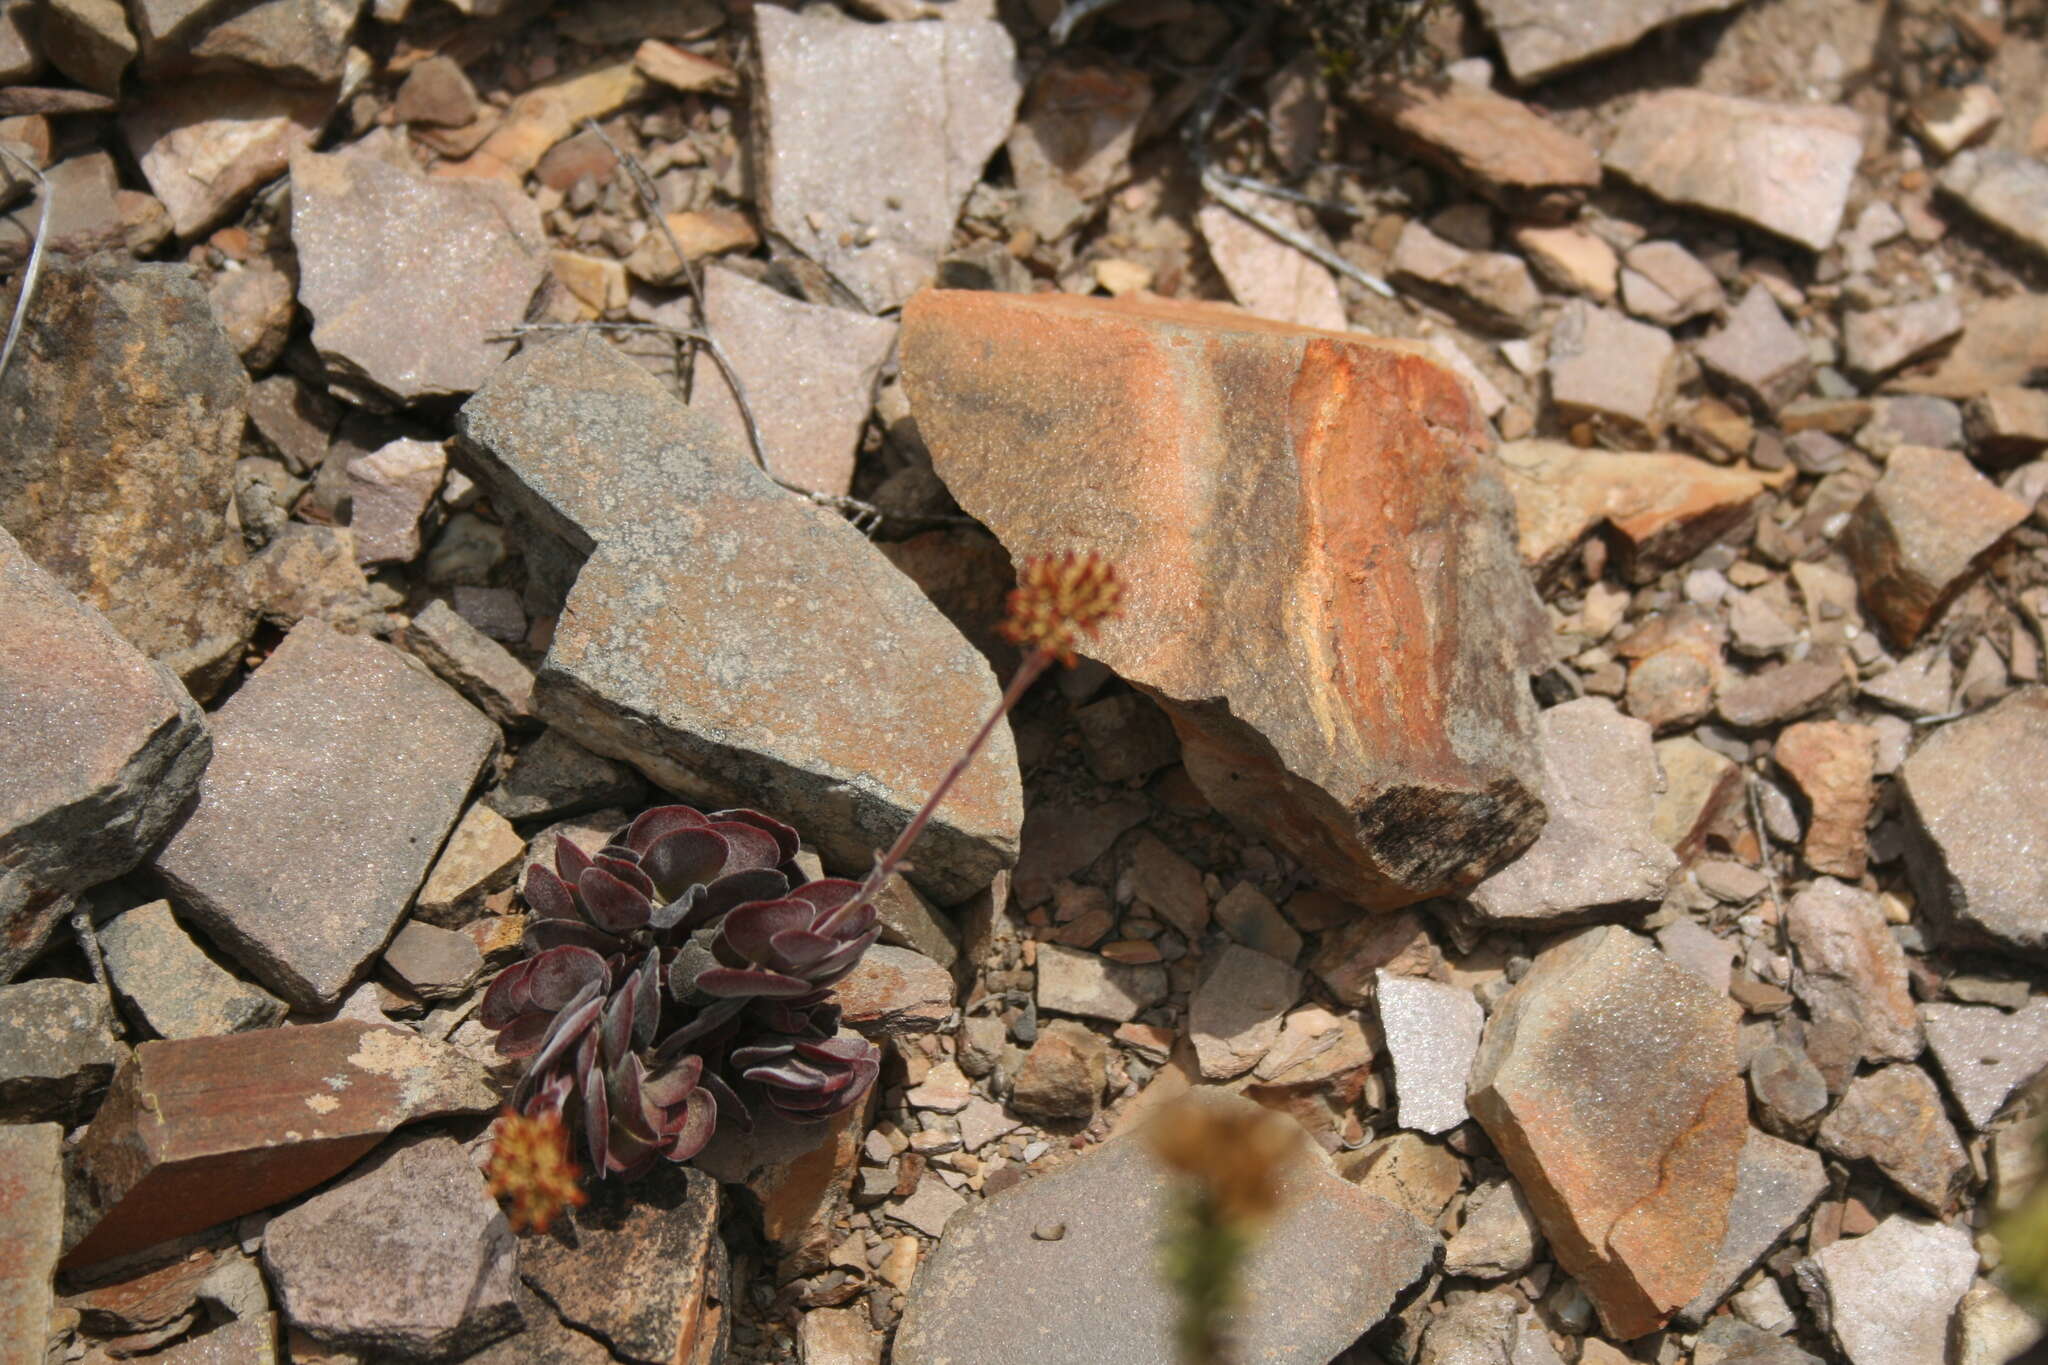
[0,143,52,389]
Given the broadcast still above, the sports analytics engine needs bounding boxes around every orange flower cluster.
[999,550,1125,666]
[485,1108,588,1234]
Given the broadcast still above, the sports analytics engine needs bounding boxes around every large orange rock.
[901,291,1548,910]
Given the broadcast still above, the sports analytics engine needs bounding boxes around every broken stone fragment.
[1376,972,1483,1134]
[1605,92,1862,252]
[894,1090,1438,1365]
[0,977,127,1122]
[485,729,644,825]
[903,290,1548,911]
[1840,446,2028,648]
[1006,57,1152,244]
[0,1124,62,1356]
[1189,944,1299,1080]
[413,802,525,927]
[0,527,211,983]
[264,1137,520,1360]
[65,1019,497,1268]
[98,901,286,1040]
[1197,198,1347,332]
[122,76,330,237]
[1388,220,1541,335]
[1696,288,1813,416]
[379,920,482,1000]
[1938,147,2048,262]
[1468,699,1677,926]
[1471,0,1745,84]
[1442,1178,1543,1280]
[833,944,954,1038]
[1468,925,1745,1339]
[1035,942,1166,1024]
[1900,687,2048,959]
[1785,878,1922,1092]
[1819,1064,1971,1214]
[1546,301,1676,444]
[399,599,536,729]
[1619,240,1723,327]
[1676,1128,1826,1325]
[1920,999,2048,1132]
[1772,721,1875,880]
[456,334,1021,903]
[0,256,254,698]
[1009,1018,1108,1119]
[1804,1215,1976,1365]
[438,58,649,184]
[344,438,445,565]
[1357,76,1598,220]
[154,621,499,1011]
[240,523,389,635]
[1841,295,1964,382]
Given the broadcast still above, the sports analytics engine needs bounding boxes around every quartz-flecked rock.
[517,1162,727,1365]
[0,1123,63,1356]
[1359,76,1598,220]
[1840,446,2027,648]
[1605,92,1862,252]
[0,256,253,697]
[99,900,286,1039]
[1469,699,1677,925]
[123,76,329,236]
[264,1137,520,1360]
[1467,925,1745,1339]
[752,6,1020,313]
[66,1019,496,1267]
[1472,0,1744,84]
[1377,971,1483,1134]
[456,334,1020,904]
[1785,878,1921,1091]
[902,290,1547,910]
[1677,1128,1827,1325]
[1805,1216,1976,1365]
[0,977,126,1122]
[292,145,547,405]
[895,1090,1438,1364]
[0,530,211,982]
[154,621,499,1010]
[1921,999,2048,1131]
[1899,687,2048,958]
[345,438,445,564]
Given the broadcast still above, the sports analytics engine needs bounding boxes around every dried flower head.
[1148,1097,1301,1226]
[1000,551,1124,666]
[486,1107,588,1233]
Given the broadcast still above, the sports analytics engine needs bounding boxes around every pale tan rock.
[1473,0,1745,84]
[1359,76,1598,220]
[414,804,524,927]
[1840,445,2028,647]
[1197,200,1346,332]
[1512,223,1617,301]
[1773,721,1875,879]
[1786,878,1922,1091]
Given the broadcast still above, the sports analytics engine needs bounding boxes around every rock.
[1954,1280,2044,1365]
[752,6,1019,312]
[40,0,135,95]
[1442,1179,1542,1279]
[414,803,524,926]
[1966,386,2048,465]
[1213,882,1302,963]
[1911,83,2002,158]
[147,1313,281,1363]
[1189,944,1299,1080]
[0,977,126,1122]
[293,146,546,406]
[380,920,482,1000]
[458,335,1021,903]
[1606,92,1862,252]
[1920,1000,2048,1131]
[1840,446,2028,648]
[1650,735,1741,854]
[1471,0,1743,83]
[1697,288,1813,416]
[1512,223,1618,301]
[861,873,960,970]
[1345,1131,1464,1225]
[1073,691,1182,784]
[1895,294,2048,400]
[1010,1018,1108,1119]
[400,599,535,728]
[903,291,1547,910]
[1038,942,1166,1023]
[241,523,387,634]
[1376,972,1482,1134]
[1842,296,1964,381]
[0,1124,62,1357]
[1818,1064,1970,1214]
[1358,76,1598,220]
[1772,722,1874,879]
[393,55,478,127]
[344,439,444,564]
[1620,240,1724,327]
[1939,146,2048,260]
[207,253,295,369]
[99,901,286,1039]
[1785,878,1921,1091]
[1006,57,1151,243]
[1716,651,1848,730]
[632,37,735,95]
[66,1019,495,1267]
[1389,220,1541,335]
[1805,1215,1976,1365]
[0,0,37,81]
[122,77,329,237]
[1011,795,1147,908]
[264,1137,519,1360]
[486,730,644,825]
[1900,687,2048,958]
[517,1162,727,1365]
[1309,908,1439,1006]
[835,944,954,1037]
[155,622,498,1010]
[1468,699,1677,925]
[1693,1317,1822,1365]
[1497,440,1776,585]
[1860,648,1954,718]
[896,1090,1437,1364]
[1418,1291,1560,1365]
[1547,301,1676,443]
[1196,199,1347,332]
[1677,1129,1827,1324]
[0,256,252,697]
[1467,925,1745,1339]
[0,528,211,982]
[0,149,128,267]
[802,1307,882,1365]
[689,266,899,498]
[1748,1040,1829,1136]
[1128,832,1208,939]
[1658,917,1736,994]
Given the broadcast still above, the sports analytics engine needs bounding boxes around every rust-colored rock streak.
[901,291,1547,908]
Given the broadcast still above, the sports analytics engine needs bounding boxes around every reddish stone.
[1359,76,1599,221]
[64,1020,496,1268]
[1840,446,2029,647]
[1774,722,1876,879]
[902,291,1547,910]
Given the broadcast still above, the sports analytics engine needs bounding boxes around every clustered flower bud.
[484,1108,588,1234]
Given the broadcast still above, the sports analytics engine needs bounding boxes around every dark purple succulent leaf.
[721,899,819,965]
[583,1048,611,1173]
[513,989,604,1109]
[729,1041,796,1069]
[695,965,818,998]
[742,1056,828,1090]
[641,1050,703,1112]
[600,982,637,1068]
[555,837,595,886]
[805,928,883,985]
[491,1011,552,1059]
[666,940,721,1002]
[631,950,661,1047]
[578,865,654,934]
[641,827,731,899]
[700,1069,752,1133]
[750,997,838,1036]
[660,998,745,1052]
[788,878,865,916]
[623,804,708,855]
[708,808,801,863]
[594,854,656,901]
[523,918,628,956]
[766,928,843,972]
[526,945,610,1012]
[703,820,782,874]
[478,957,537,1028]
[664,1088,717,1161]
[648,885,703,932]
[523,864,578,921]
[797,1035,876,1065]
[527,1070,575,1120]
[687,868,792,929]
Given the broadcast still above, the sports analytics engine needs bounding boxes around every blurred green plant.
[1282,0,1446,83]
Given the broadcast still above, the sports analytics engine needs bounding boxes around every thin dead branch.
[0,143,52,389]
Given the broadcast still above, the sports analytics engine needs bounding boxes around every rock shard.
[901,290,1548,911]
[456,334,1021,904]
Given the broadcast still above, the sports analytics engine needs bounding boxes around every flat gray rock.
[1678,1128,1826,1324]
[155,621,499,1010]
[1697,288,1811,415]
[291,144,547,405]
[456,335,1021,903]
[1817,1064,1970,1215]
[1940,147,2048,261]
[0,1124,63,1357]
[1377,971,1483,1134]
[263,1136,520,1361]
[0,529,211,982]
[1442,1179,1542,1279]
[1785,877,1922,1091]
[1469,698,1678,924]
[0,978,127,1122]
[1189,944,1300,1079]
[1035,942,1166,1023]
[399,599,535,728]
[1805,1215,1976,1365]
[99,900,286,1039]
[894,1091,1438,1365]
[1920,999,2048,1131]
[1472,0,1745,83]
[0,256,253,698]
[485,729,644,825]
[752,5,1019,312]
